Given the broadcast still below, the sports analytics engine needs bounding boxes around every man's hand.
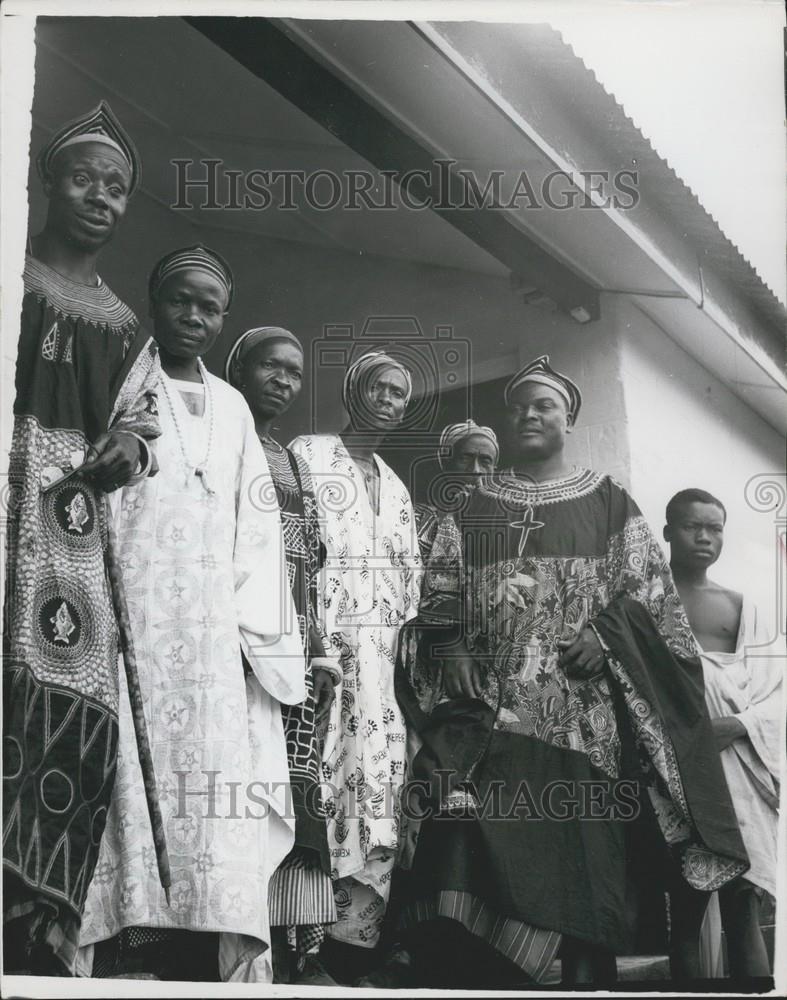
[312,667,336,725]
[442,649,485,699]
[80,431,143,492]
[558,626,606,679]
[711,715,746,751]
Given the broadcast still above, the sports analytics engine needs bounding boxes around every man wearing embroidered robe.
[76,246,305,982]
[665,489,780,981]
[3,102,160,975]
[289,351,422,980]
[395,356,749,988]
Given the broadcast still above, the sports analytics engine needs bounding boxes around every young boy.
[665,488,780,981]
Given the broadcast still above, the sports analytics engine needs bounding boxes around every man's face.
[665,501,725,570]
[353,365,409,430]
[44,142,131,252]
[240,338,304,418]
[448,433,497,477]
[505,382,570,461]
[150,270,228,361]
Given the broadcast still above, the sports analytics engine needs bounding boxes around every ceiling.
[31,16,508,278]
[29,15,785,432]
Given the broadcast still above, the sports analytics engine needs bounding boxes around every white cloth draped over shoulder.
[77,373,304,982]
[288,434,421,947]
[700,598,782,897]
[698,598,782,977]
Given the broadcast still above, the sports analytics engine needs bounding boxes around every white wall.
[615,294,785,640]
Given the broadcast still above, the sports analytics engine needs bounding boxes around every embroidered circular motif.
[152,630,198,676]
[40,768,76,814]
[154,567,199,617]
[156,691,197,738]
[36,586,87,659]
[44,479,98,551]
[156,506,198,553]
[212,874,256,922]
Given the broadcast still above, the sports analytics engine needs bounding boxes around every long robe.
[77,373,304,982]
[262,442,336,955]
[289,434,421,948]
[396,468,748,981]
[697,598,782,978]
[699,599,781,896]
[3,256,160,971]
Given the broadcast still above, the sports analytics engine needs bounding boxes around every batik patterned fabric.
[289,434,421,948]
[262,442,336,946]
[77,374,304,983]
[413,502,441,565]
[3,256,159,972]
[396,468,749,981]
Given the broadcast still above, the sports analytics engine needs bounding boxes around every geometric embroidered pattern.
[41,321,58,361]
[25,256,137,337]
[3,662,118,918]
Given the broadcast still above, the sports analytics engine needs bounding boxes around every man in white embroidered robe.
[77,246,304,981]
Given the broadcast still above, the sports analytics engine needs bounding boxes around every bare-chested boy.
[665,489,779,982]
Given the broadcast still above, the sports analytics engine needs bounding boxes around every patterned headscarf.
[37,100,140,195]
[148,244,234,309]
[438,420,499,469]
[504,354,582,422]
[224,326,303,387]
[342,351,413,414]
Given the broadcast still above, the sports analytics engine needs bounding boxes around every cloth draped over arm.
[235,413,306,706]
[396,474,749,894]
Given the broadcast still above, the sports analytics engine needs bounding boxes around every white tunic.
[78,372,305,981]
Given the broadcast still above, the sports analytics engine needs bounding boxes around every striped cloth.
[399,890,561,983]
[269,851,336,953]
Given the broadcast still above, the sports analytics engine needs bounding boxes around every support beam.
[185,15,601,322]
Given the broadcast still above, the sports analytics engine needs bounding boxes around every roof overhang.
[191,15,785,433]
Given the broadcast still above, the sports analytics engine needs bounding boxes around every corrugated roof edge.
[536,24,786,337]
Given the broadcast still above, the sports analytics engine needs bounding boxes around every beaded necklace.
[160,359,215,494]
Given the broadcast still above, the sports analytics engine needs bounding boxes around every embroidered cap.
[224,327,303,387]
[149,244,234,309]
[504,355,582,422]
[342,350,413,412]
[438,420,499,469]
[37,100,140,195]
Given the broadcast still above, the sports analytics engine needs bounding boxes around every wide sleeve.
[418,512,465,623]
[600,478,698,658]
[108,330,161,443]
[294,449,342,685]
[397,480,424,624]
[734,601,784,783]
[288,436,345,676]
[234,405,306,705]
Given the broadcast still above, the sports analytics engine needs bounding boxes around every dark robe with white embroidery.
[395,468,748,981]
[3,256,160,971]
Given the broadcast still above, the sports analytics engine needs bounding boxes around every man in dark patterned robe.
[3,102,160,974]
[226,325,337,984]
[395,356,748,988]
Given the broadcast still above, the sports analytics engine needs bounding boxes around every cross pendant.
[511,506,545,558]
